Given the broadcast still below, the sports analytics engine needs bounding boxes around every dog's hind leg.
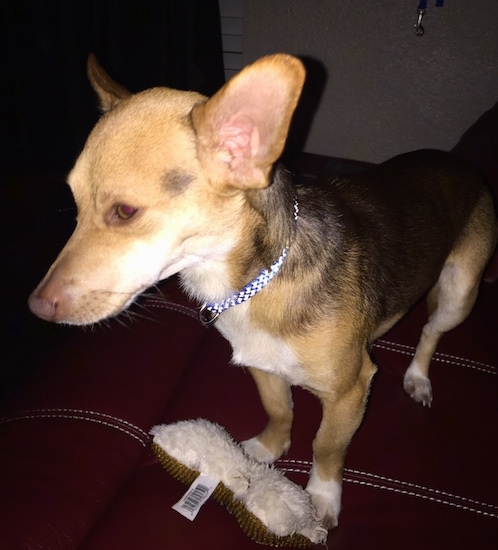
[404,199,497,406]
[403,273,477,406]
[242,368,294,463]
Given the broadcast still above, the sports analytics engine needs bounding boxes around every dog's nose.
[28,292,58,322]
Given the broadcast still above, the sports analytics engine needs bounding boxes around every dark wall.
[1,0,224,174]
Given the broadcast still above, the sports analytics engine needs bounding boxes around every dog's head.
[28,54,305,324]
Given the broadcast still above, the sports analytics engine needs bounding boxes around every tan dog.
[29,54,497,529]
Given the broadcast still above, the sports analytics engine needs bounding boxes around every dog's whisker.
[112,315,133,330]
[128,304,162,325]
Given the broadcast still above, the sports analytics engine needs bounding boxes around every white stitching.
[1,407,149,437]
[280,457,498,509]
[140,294,497,374]
[344,477,498,519]
[375,338,497,373]
[138,299,498,374]
[276,458,498,518]
[373,339,497,375]
[141,298,199,319]
[0,408,150,447]
[277,466,310,475]
[345,468,498,511]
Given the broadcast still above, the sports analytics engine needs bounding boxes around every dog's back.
[314,149,496,330]
[258,149,496,343]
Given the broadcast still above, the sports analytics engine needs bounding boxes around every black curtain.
[1,0,225,174]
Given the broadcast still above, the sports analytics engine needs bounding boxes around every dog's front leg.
[307,350,376,529]
[242,368,294,463]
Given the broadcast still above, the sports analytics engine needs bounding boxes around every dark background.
[0,0,225,402]
[1,0,224,174]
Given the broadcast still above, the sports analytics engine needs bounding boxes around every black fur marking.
[162,169,195,197]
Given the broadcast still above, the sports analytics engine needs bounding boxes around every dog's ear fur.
[87,53,131,113]
[191,54,306,190]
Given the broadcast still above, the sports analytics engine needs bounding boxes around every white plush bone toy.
[151,419,327,547]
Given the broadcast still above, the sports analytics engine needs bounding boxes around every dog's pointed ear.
[191,54,305,190]
[87,53,131,113]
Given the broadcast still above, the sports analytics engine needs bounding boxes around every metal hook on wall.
[414,0,444,36]
[414,7,426,36]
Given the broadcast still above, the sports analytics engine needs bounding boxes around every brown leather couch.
[1,141,497,548]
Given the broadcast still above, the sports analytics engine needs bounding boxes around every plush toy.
[151,419,327,547]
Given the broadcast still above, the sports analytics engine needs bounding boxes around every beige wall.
[243,1,498,163]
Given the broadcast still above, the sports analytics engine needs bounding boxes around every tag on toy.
[172,473,220,520]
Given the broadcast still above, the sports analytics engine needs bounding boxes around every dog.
[28,54,497,529]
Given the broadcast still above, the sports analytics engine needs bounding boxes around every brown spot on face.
[161,169,194,196]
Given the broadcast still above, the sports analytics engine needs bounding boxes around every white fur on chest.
[215,304,306,386]
[180,261,306,386]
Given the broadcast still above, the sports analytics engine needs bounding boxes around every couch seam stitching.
[276,458,498,518]
[0,408,150,447]
[373,339,497,375]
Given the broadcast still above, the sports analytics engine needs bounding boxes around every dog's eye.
[115,204,138,220]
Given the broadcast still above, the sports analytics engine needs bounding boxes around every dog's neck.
[180,165,299,321]
[199,191,299,325]
[245,166,299,262]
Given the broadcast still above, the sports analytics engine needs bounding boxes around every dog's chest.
[180,264,306,385]
[215,305,306,386]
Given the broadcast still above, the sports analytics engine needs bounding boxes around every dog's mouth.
[28,279,149,326]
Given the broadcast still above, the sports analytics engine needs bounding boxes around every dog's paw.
[241,437,284,463]
[306,468,341,529]
[403,364,433,407]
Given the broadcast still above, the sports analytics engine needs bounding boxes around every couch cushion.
[0,278,207,549]
[0,277,496,549]
[79,283,498,549]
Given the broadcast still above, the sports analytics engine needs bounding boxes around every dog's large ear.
[191,54,305,189]
[87,53,131,113]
